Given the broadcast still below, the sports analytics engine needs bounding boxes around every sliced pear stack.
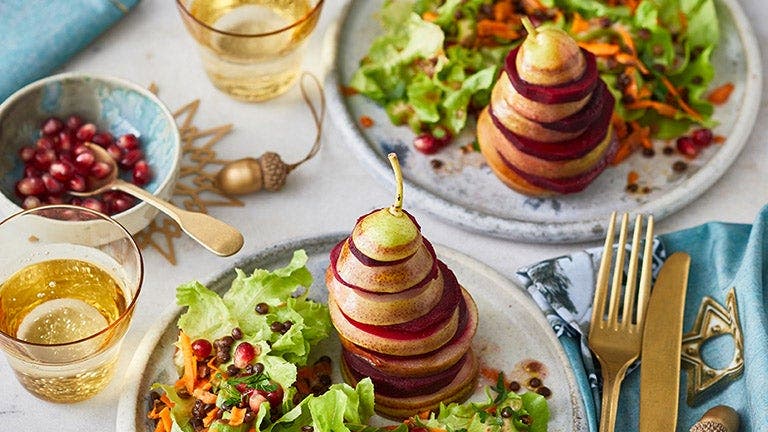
[477,17,617,196]
[327,154,479,419]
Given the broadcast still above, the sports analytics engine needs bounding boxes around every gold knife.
[639,252,691,432]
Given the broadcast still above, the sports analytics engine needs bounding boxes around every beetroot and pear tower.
[477,17,617,196]
[327,154,479,419]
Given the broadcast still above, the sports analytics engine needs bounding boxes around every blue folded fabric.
[0,0,140,102]
[517,207,768,431]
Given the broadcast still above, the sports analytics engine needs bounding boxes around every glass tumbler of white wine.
[0,205,142,402]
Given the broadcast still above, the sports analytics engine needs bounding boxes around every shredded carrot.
[659,76,703,120]
[627,171,640,185]
[614,26,636,55]
[159,407,173,432]
[160,393,175,408]
[340,86,358,97]
[615,52,649,74]
[421,11,438,22]
[153,420,165,432]
[477,20,520,40]
[229,407,248,426]
[678,11,688,33]
[612,114,629,139]
[626,100,679,117]
[570,13,590,33]
[714,135,726,144]
[193,388,218,405]
[359,115,374,128]
[611,125,647,165]
[578,42,620,57]
[203,408,220,428]
[178,331,197,394]
[493,1,514,22]
[707,83,734,105]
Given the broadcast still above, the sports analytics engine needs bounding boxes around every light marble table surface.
[1,0,766,430]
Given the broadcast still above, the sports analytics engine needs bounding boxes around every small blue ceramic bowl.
[0,73,181,234]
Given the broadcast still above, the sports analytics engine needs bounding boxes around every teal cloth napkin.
[517,207,768,431]
[0,0,140,102]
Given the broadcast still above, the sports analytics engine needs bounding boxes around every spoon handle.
[115,180,244,257]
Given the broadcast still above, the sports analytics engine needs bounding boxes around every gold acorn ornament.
[215,73,325,195]
[689,406,739,432]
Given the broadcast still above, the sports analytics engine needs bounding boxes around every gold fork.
[588,212,654,432]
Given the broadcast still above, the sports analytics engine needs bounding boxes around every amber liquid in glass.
[188,0,314,101]
[0,259,127,402]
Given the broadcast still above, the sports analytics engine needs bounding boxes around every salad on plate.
[148,250,550,432]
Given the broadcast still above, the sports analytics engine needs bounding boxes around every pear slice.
[516,17,586,86]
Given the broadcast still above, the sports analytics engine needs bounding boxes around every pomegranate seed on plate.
[676,136,698,158]
[76,123,97,141]
[107,144,123,161]
[66,115,84,131]
[22,196,42,209]
[68,175,87,192]
[132,160,151,186]
[49,161,74,182]
[190,339,212,360]
[120,149,143,168]
[90,161,113,179]
[41,117,64,136]
[16,177,46,196]
[91,132,114,147]
[42,173,64,194]
[116,133,139,150]
[19,146,35,162]
[691,128,713,147]
[413,133,442,155]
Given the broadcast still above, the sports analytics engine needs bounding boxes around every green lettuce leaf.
[176,282,239,341]
[150,384,195,432]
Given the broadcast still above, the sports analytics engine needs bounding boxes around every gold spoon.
[71,143,244,257]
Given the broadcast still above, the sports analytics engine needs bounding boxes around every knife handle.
[689,406,739,432]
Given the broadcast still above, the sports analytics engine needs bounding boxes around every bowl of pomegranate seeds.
[0,73,181,234]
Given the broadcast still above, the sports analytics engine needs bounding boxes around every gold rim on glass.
[0,204,144,348]
[175,0,325,38]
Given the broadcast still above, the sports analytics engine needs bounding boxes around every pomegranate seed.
[265,384,284,407]
[190,339,212,360]
[33,149,56,170]
[81,198,106,213]
[691,128,713,147]
[19,146,35,162]
[116,133,140,150]
[46,195,65,205]
[42,173,64,194]
[106,193,134,214]
[24,166,41,178]
[49,161,74,182]
[91,132,114,147]
[35,137,55,150]
[249,392,267,412]
[74,151,96,174]
[41,117,64,136]
[16,177,46,196]
[66,115,84,131]
[132,160,151,186]
[431,125,452,146]
[57,131,75,152]
[233,342,258,369]
[68,175,87,192]
[76,123,97,141]
[107,144,123,161]
[413,133,442,155]
[676,136,698,158]
[70,197,83,206]
[120,149,143,168]
[90,161,113,179]
[73,144,90,155]
[22,196,42,209]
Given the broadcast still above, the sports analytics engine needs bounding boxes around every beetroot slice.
[342,349,469,398]
[495,135,618,194]
[330,238,439,296]
[539,80,608,133]
[505,46,598,104]
[338,262,462,340]
[489,87,615,161]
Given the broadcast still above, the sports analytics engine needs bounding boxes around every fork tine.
[635,215,654,324]
[607,213,629,327]
[590,212,616,332]
[621,214,643,326]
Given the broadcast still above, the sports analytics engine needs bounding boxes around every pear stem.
[521,16,537,38]
[387,153,404,217]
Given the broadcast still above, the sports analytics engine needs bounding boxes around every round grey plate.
[325,0,762,243]
[116,234,587,432]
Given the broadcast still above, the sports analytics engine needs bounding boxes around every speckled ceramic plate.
[116,234,587,432]
[325,0,761,243]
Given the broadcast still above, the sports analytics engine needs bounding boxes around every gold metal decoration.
[134,98,244,265]
[681,288,744,407]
